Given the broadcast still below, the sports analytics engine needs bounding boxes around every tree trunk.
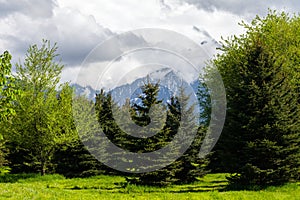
[41,161,46,176]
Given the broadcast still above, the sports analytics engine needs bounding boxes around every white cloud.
[1,0,299,85]
[74,28,215,89]
[57,0,245,42]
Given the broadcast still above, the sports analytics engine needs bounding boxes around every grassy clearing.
[0,173,299,199]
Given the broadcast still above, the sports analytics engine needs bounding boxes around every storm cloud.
[0,4,115,67]
[181,0,300,18]
[0,0,56,18]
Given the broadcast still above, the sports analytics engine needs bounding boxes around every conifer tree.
[209,11,300,186]
[172,87,209,183]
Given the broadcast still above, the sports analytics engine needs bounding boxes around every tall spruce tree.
[95,80,209,185]
[127,81,180,186]
[95,82,178,185]
[172,86,210,184]
[208,11,300,186]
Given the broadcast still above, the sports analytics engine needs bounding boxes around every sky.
[0,0,299,87]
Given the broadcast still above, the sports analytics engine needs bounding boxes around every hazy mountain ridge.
[72,67,201,106]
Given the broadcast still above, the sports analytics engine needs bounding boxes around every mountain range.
[72,26,218,107]
[72,68,200,106]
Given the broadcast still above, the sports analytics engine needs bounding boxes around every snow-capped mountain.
[72,67,201,106]
[72,83,100,100]
[72,26,217,105]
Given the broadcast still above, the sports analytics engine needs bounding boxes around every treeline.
[92,84,209,186]
[0,40,209,186]
[0,11,299,188]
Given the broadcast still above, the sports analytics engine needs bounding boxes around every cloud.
[87,32,149,63]
[181,0,300,18]
[0,0,244,85]
[0,0,56,18]
[0,0,244,67]
[0,6,114,67]
[75,28,217,89]
[53,8,114,65]
[159,0,172,12]
[2,0,298,86]
[57,0,245,42]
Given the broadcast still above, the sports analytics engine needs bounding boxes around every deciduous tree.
[6,40,75,175]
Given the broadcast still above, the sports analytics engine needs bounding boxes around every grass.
[0,173,299,199]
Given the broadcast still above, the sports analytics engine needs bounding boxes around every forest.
[0,11,299,199]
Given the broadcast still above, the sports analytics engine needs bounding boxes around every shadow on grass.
[209,180,228,184]
[61,180,228,193]
[61,178,297,193]
[169,186,227,193]
[222,182,286,191]
[64,185,124,191]
[0,173,40,183]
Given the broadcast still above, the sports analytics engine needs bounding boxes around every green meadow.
[0,173,299,200]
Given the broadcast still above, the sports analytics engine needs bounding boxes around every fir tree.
[209,11,300,186]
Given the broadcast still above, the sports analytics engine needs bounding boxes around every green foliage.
[209,11,300,185]
[4,40,76,175]
[172,87,209,184]
[95,81,208,186]
[0,140,10,174]
[95,82,180,186]
[0,51,20,173]
[53,137,108,178]
[0,51,19,122]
